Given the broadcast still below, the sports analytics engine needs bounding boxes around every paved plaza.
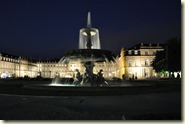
[0,79,181,120]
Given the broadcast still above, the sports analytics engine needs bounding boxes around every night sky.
[0,0,181,60]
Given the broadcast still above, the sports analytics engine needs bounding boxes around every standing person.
[177,72,180,79]
[135,75,137,80]
[122,74,126,80]
[129,74,132,81]
[132,74,135,80]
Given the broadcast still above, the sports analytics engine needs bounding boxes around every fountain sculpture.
[22,12,153,92]
[52,12,117,86]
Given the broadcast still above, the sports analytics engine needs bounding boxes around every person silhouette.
[122,74,126,80]
[132,74,135,80]
[177,72,180,79]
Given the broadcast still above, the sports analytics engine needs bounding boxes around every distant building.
[119,43,166,79]
[0,12,171,80]
[36,59,120,79]
[36,60,59,78]
[0,52,37,78]
[0,43,168,79]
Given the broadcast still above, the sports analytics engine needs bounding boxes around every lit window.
[153,51,156,55]
[145,51,149,55]
[128,60,131,67]
[134,50,138,55]
[128,50,132,55]
[145,59,149,66]
[135,61,138,66]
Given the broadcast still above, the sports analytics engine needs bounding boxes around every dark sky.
[0,0,181,60]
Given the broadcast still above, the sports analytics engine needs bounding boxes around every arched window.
[144,68,149,77]
[135,60,138,66]
[134,50,138,55]
[145,59,149,66]
[128,50,132,55]
[145,51,149,55]
[128,60,131,67]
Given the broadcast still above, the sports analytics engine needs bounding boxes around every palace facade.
[0,43,166,79]
[119,43,166,79]
[36,59,120,79]
[0,53,37,78]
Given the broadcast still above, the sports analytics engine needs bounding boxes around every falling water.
[79,12,101,49]
[50,12,118,86]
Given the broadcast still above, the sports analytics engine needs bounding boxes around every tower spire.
[87,12,91,28]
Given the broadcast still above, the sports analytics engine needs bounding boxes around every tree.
[151,50,168,73]
[166,37,181,72]
[151,37,181,74]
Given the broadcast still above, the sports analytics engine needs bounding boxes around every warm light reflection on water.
[49,84,76,87]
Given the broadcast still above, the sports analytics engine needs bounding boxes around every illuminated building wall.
[0,53,37,78]
[0,43,167,79]
[36,61,70,78]
[122,43,165,79]
[36,60,120,79]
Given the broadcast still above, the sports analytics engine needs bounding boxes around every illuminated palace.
[120,43,165,79]
[0,52,37,78]
[0,43,165,79]
[0,13,166,79]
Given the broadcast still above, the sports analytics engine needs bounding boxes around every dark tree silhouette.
[167,37,181,72]
[151,50,168,73]
[151,37,181,74]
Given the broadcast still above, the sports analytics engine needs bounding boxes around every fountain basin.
[60,49,116,63]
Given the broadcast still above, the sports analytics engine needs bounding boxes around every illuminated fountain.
[79,12,101,49]
[22,12,154,91]
[50,12,118,87]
